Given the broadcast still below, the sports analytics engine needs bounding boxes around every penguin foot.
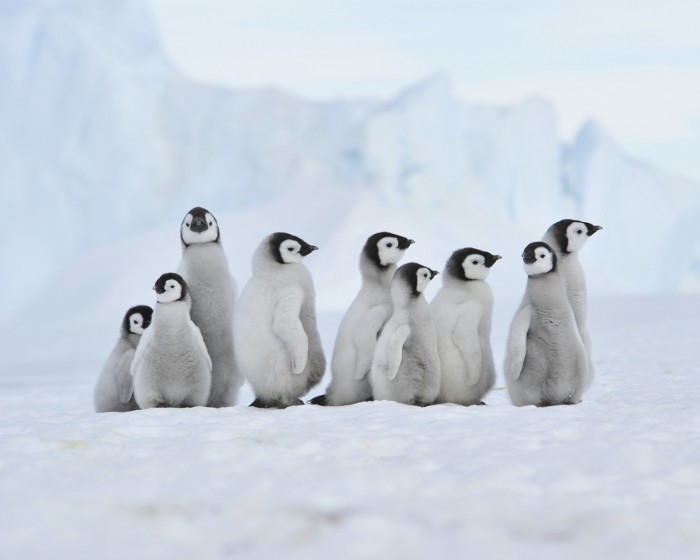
[478,401,487,406]
[308,394,328,406]
[249,399,275,408]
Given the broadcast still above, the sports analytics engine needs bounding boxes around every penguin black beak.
[588,225,603,236]
[488,255,502,267]
[399,238,415,250]
[190,216,208,233]
[430,269,439,279]
[300,244,318,256]
[522,251,536,264]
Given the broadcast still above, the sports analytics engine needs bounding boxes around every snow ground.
[1,296,699,559]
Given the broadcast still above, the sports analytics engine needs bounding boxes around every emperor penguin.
[94,305,153,412]
[542,219,602,389]
[177,207,240,407]
[431,248,501,406]
[311,232,414,406]
[504,242,588,407]
[370,262,440,406]
[233,233,326,408]
[131,273,212,408]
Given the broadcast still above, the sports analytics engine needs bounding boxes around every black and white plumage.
[177,207,240,407]
[504,242,588,407]
[233,233,326,408]
[370,262,441,406]
[131,273,212,408]
[94,305,153,412]
[314,232,414,406]
[542,219,602,390]
[431,248,500,406]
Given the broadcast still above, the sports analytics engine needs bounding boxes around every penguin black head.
[396,262,439,297]
[121,305,153,336]
[522,242,557,276]
[446,248,501,281]
[181,207,221,247]
[363,232,415,268]
[268,232,318,264]
[548,219,602,254]
[153,273,188,303]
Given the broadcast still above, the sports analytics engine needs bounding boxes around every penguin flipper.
[190,320,213,371]
[272,287,308,375]
[116,349,136,404]
[352,305,388,380]
[451,303,483,386]
[505,305,532,381]
[386,324,410,381]
[130,326,153,377]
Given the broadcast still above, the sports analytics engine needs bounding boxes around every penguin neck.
[360,255,396,289]
[124,331,142,348]
[154,301,190,326]
[442,273,490,301]
[527,272,568,313]
[182,242,228,270]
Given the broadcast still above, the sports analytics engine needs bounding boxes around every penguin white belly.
[133,318,211,408]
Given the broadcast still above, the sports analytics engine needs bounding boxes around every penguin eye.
[209,221,213,226]
[386,242,393,248]
[287,247,294,252]
[185,222,190,227]
[472,260,478,265]
[577,229,583,234]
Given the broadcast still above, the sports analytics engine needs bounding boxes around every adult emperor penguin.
[431,248,501,406]
[233,233,326,408]
[504,242,588,407]
[94,305,153,412]
[177,207,239,407]
[370,262,440,406]
[131,273,212,408]
[542,219,602,389]
[311,232,414,406]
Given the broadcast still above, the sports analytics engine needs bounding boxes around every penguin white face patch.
[462,254,489,281]
[377,237,405,266]
[524,247,554,276]
[279,239,304,264]
[181,212,219,245]
[129,313,146,335]
[157,279,183,303]
[415,267,433,293]
[565,222,589,253]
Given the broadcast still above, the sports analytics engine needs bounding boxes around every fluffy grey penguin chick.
[312,232,414,406]
[370,262,441,406]
[94,305,153,412]
[542,219,602,390]
[504,242,588,407]
[431,248,501,406]
[177,207,240,407]
[131,273,212,408]
[234,233,326,408]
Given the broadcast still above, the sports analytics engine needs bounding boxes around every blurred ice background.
[1,0,699,324]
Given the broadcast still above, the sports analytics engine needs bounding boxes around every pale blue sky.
[147,0,700,181]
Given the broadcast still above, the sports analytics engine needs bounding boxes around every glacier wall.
[1,0,700,320]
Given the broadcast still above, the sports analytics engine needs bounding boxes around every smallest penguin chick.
[94,305,153,412]
[131,273,212,409]
[370,262,440,406]
[431,248,501,406]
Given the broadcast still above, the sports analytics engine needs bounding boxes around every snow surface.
[2,294,699,559]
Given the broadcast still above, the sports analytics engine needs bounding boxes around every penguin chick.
[312,232,414,406]
[233,233,326,408]
[370,262,440,406]
[504,242,588,407]
[542,219,602,390]
[131,273,212,408]
[94,305,153,412]
[431,248,501,406]
[177,207,240,407]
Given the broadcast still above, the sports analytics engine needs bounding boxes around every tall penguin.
[542,219,602,389]
[312,232,414,406]
[431,248,501,406]
[131,273,212,408]
[233,233,326,408]
[504,242,588,407]
[177,207,239,407]
[94,305,153,412]
[370,262,440,406]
